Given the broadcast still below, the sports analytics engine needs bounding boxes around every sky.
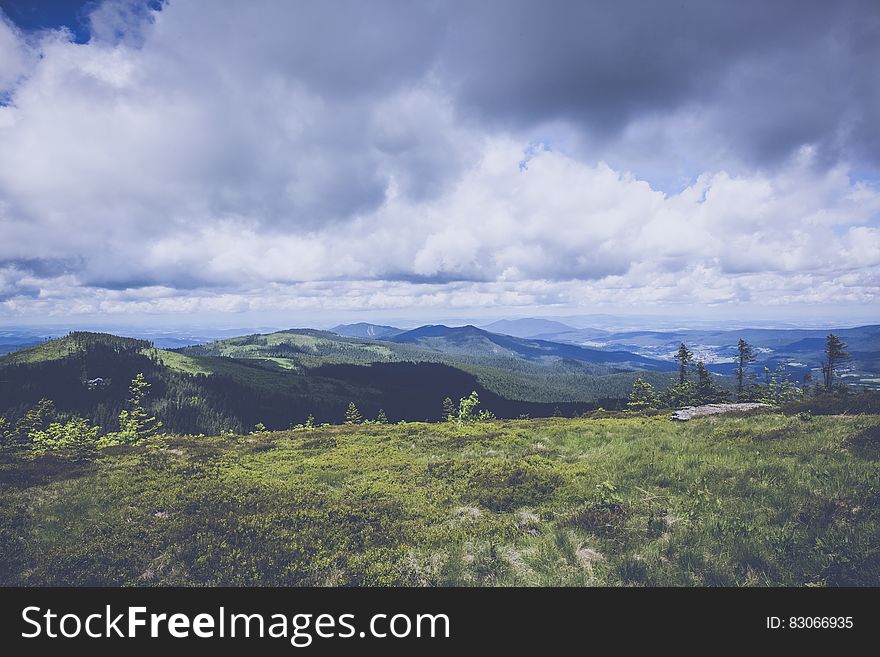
[0,0,878,329]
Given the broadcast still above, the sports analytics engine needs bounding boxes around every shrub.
[29,417,101,455]
[628,378,659,412]
[561,481,627,536]
[466,459,563,512]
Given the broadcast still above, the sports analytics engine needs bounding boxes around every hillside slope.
[388,325,673,371]
[1,413,877,586]
[0,332,663,434]
[0,332,380,434]
[180,327,678,403]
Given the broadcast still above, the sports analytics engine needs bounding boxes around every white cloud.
[0,1,877,322]
[0,15,34,93]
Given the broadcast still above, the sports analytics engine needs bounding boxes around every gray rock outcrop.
[670,403,771,421]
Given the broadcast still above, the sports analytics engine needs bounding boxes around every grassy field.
[1,411,878,586]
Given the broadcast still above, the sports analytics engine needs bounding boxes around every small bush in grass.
[466,459,563,512]
[29,417,101,456]
[562,481,627,536]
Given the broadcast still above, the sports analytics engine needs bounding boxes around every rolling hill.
[388,325,673,371]
[0,328,679,435]
[180,326,678,402]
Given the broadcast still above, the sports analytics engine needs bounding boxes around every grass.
[1,412,878,586]
[0,339,83,366]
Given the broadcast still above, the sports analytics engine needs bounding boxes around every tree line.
[628,333,852,411]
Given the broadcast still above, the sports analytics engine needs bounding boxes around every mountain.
[481,318,580,339]
[0,328,67,355]
[183,325,674,374]
[0,332,382,434]
[387,325,674,371]
[330,322,404,339]
[181,326,677,402]
[0,330,675,436]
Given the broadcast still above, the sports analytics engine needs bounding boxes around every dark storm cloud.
[434,0,880,168]
[154,0,445,100]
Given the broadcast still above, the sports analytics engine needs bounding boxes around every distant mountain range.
[1,319,876,436]
[480,318,582,338]
[332,319,880,390]
[384,324,671,371]
[475,321,880,388]
[0,325,679,435]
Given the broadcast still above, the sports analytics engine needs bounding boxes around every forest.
[0,332,631,436]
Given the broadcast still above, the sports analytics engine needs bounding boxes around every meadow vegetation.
[1,410,878,586]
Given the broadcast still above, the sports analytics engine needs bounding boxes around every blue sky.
[0,0,95,42]
[0,0,878,327]
[0,0,163,41]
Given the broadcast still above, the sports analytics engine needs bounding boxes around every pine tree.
[15,398,56,444]
[442,397,456,421]
[695,361,726,404]
[674,343,694,384]
[822,334,849,391]
[117,373,162,442]
[758,364,803,405]
[627,378,659,412]
[735,338,756,399]
[376,408,388,424]
[458,391,481,423]
[661,381,697,409]
[344,402,362,424]
[29,417,101,454]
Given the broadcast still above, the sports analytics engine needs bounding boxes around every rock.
[670,403,771,421]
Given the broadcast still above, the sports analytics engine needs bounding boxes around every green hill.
[180,327,678,404]
[388,324,673,370]
[0,331,670,435]
[1,411,878,586]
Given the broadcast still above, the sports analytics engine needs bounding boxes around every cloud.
[0,0,877,321]
[439,0,880,171]
[0,13,35,95]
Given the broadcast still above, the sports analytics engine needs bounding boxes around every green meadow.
[2,411,878,586]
